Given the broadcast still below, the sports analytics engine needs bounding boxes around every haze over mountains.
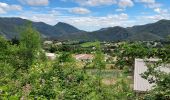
[0,17,170,41]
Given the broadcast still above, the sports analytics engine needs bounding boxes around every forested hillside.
[1,17,170,41]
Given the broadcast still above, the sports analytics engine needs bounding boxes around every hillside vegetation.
[1,17,170,41]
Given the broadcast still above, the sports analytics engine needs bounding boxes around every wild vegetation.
[0,23,170,100]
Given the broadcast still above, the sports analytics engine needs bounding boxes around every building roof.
[44,41,53,44]
[45,53,56,60]
[74,54,94,60]
[134,58,170,92]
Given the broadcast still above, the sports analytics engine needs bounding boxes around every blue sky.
[0,0,170,31]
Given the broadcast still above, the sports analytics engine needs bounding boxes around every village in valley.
[1,28,170,99]
[43,40,170,96]
[1,0,170,99]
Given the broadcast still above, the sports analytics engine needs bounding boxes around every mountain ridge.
[0,17,170,41]
[0,17,84,39]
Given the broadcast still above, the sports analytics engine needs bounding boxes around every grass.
[80,42,99,48]
[86,69,122,79]
[86,69,133,86]
[87,69,121,85]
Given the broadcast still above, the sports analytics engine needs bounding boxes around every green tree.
[141,59,170,100]
[28,51,98,100]
[93,41,106,99]
[58,52,75,63]
[18,22,41,70]
[0,22,44,99]
[0,36,9,62]
[115,42,150,69]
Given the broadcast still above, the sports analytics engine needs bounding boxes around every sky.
[0,0,170,31]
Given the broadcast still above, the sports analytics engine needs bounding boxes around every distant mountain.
[1,17,170,41]
[60,20,170,41]
[54,22,84,34]
[0,17,83,39]
[127,32,163,41]
[84,20,170,41]
[88,26,130,41]
[56,26,130,41]
[129,20,170,38]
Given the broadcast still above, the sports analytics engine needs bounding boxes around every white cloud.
[139,14,170,22]
[17,11,59,25]
[118,0,134,8]
[135,0,162,9]
[69,7,91,14]
[147,15,166,20]
[13,8,170,32]
[135,0,155,4]
[135,0,164,17]
[146,3,162,8]
[15,11,131,31]
[60,0,67,2]
[58,13,129,31]
[154,8,161,13]
[19,0,49,6]
[154,8,168,14]
[54,7,91,15]
[74,0,117,6]
[136,11,170,26]
[0,2,22,14]
[115,8,125,12]
[0,8,6,14]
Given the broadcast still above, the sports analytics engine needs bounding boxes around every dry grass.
[102,78,116,85]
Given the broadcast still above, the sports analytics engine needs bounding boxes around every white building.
[134,59,170,93]
[44,41,53,45]
[45,53,56,60]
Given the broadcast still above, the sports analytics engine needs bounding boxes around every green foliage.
[53,63,95,99]
[115,42,154,69]
[0,23,45,99]
[140,38,170,99]
[123,66,130,75]
[141,61,170,100]
[112,79,135,100]
[114,41,170,99]
[0,36,8,61]
[80,41,99,47]
[18,22,41,69]
[0,27,135,99]
[59,52,75,63]
[93,42,105,69]
[11,37,19,45]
